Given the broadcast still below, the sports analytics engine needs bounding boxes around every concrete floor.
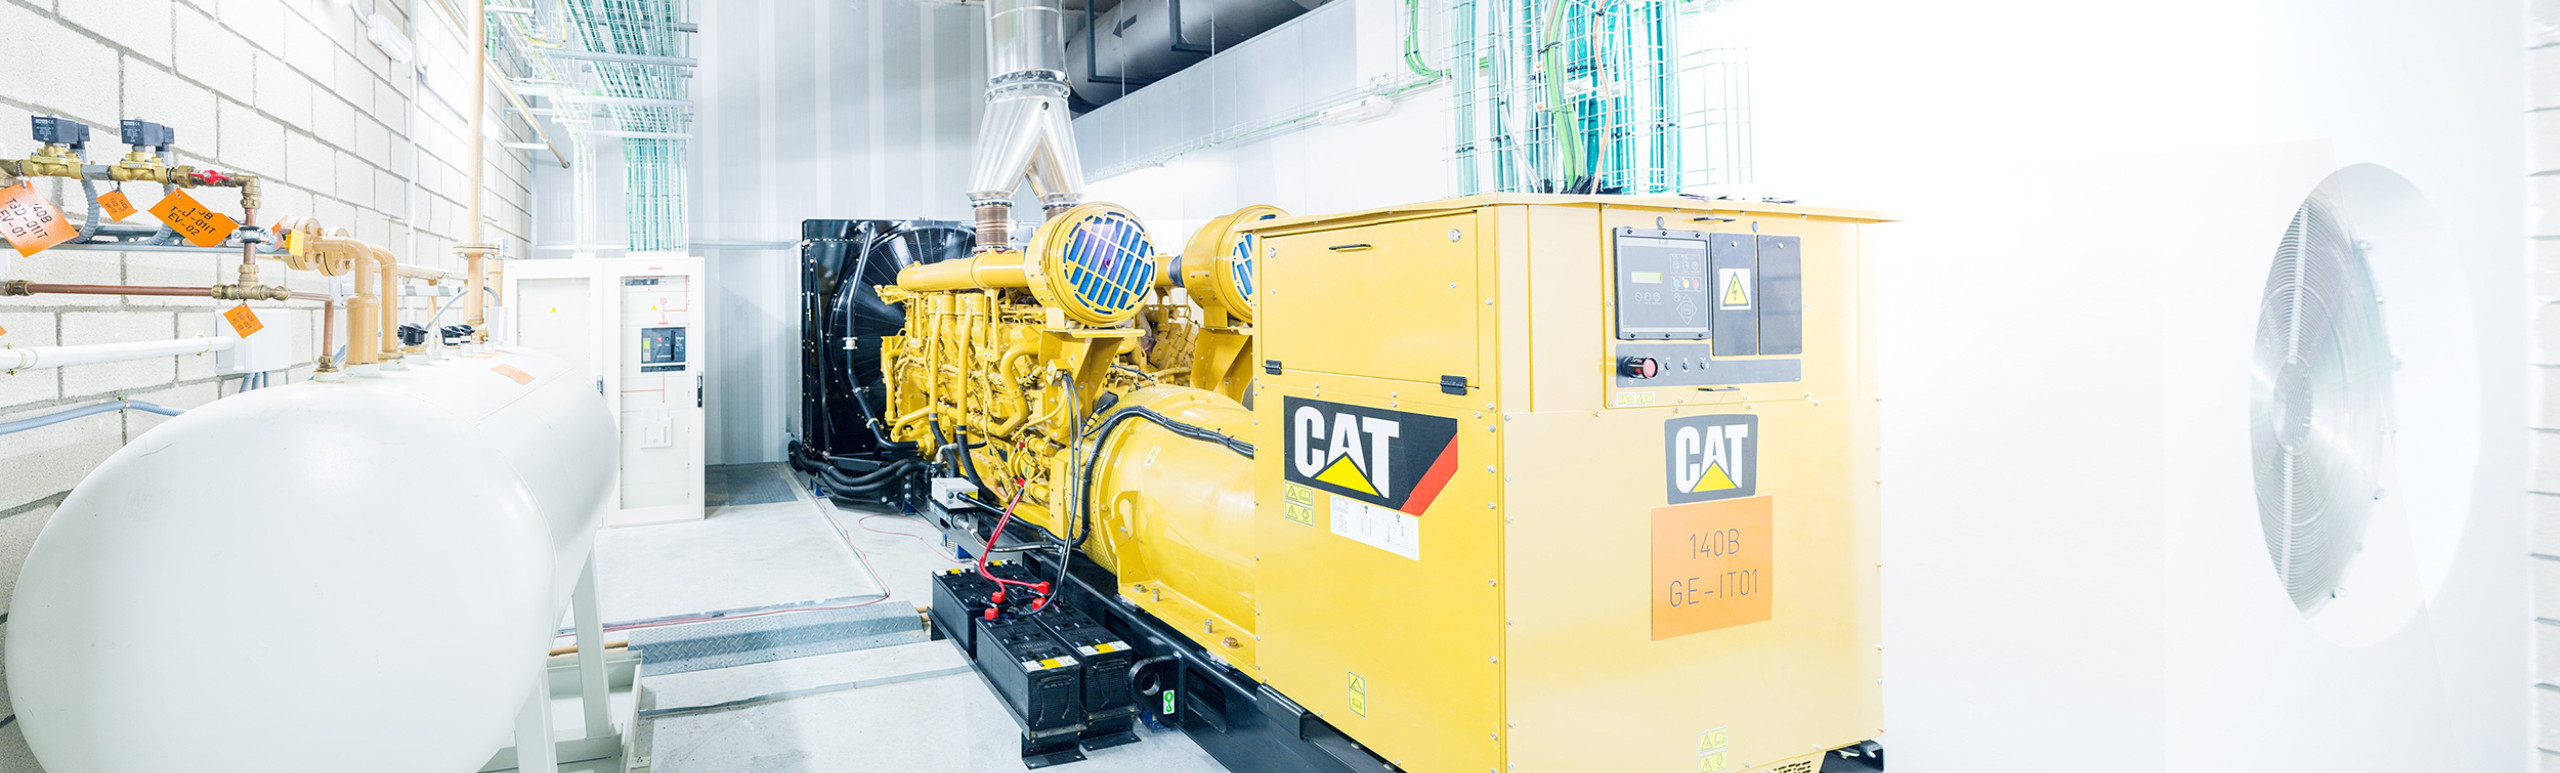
[581,464,1223,773]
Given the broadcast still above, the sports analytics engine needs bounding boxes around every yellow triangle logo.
[1721,273,1751,307]
[1315,455,1381,496]
[1690,461,1737,493]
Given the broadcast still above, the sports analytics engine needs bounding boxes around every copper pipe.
[317,296,338,373]
[347,250,380,367]
[19,283,214,298]
[367,246,400,362]
[546,639,630,658]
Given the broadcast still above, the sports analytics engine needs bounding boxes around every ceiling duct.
[1064,0,1323,110]
[969,0,1088,251]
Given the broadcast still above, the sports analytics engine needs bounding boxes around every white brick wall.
[0,0,538,766]
[2537,1,2560,769]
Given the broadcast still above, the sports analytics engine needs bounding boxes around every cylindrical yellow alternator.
[1077,386,1258,637]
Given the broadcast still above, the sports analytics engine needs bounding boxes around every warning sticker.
[1347,672,1367,717]
[222,304,263,338]
[1697,727,1729,754]
[1651,495,1774,640]
[1717,268,1752,310]
[1331,495,1420,561]
[0,182,76,256]
[147,188,240,248]
[97,190,136,221]
[491,363,535,384]
[1699,749,1729,773]
[1281,482,1317,527]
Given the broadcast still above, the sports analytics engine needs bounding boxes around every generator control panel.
[1609,227,1805,391]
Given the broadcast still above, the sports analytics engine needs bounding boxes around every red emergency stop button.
[1618,356,1660,379]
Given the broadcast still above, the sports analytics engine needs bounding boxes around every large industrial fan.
[1741,0,2527,770]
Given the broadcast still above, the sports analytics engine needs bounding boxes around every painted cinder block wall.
[0,0,535,767]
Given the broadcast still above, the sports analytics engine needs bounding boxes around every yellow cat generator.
[800,194,1885,773]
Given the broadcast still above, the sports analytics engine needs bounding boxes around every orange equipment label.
[0,182,76,256]
[491,364,534,384]
[147,188,240,248]
[222,304,263,338]
[1651,495,1774,640]
[97,190,137,221]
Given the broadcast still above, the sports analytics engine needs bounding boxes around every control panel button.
[1618,356,1661,379]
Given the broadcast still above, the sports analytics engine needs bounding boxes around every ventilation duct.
[969,0,1088,250]
[1064,0,1323,110]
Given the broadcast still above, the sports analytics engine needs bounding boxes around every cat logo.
[1664,414,1758,504]
[1285,397,1461,516]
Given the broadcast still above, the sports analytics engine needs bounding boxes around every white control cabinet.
[503,257,708,526]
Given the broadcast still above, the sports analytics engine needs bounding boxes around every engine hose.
[817,461,917,494]
[819,458,921,488]
[1072,405,1255,551]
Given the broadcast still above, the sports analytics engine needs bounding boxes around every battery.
[929,561,1044,655]
[974,614,1086,736]
[1035,607,1140,748]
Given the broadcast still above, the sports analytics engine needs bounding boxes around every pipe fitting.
[2,280,29,296]
[108,152,173,184]
[210,284,292,302]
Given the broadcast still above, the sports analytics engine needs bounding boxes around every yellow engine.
[881,194,1886,773]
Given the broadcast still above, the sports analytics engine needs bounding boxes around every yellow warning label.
[1347,672,1367,717]
[1718,268,1752,309]
[1613,391,1659,408]
[1698,727,1728,753]
[1699,749,1729,773]
[1040,658,1064,669]
[1314,455,1380,496]
[1282,483,1316,527]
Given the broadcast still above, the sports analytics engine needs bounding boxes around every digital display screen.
[1613,233,1714,339]
[641,326,687,365]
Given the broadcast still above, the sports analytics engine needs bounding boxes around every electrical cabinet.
[503,256,708,527]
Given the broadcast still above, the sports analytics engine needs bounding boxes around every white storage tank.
[5,349,617,773]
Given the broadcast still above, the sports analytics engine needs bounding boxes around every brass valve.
[108,151,173,184]
[20,144,82,179]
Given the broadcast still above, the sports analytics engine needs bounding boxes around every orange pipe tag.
[147,188,240,248]
[0,182,76,256]
[97,190,137,221]
[491,364,534,385]
[223,304,264,338]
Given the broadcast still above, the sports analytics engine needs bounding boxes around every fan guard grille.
[2250,192,2395,615]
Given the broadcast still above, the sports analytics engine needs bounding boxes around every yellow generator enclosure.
[1245,195,1884,773]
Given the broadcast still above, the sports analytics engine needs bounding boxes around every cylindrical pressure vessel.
[4,349,616,773]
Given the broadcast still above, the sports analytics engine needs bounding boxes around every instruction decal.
[222,304,263,338]
[96,190,136,221]
[147,188,239,248]
[491,363,535,385]
[0,182,75,256]
[1283,397,1459,516]
[1718,267,1753,310]
[1331,494,1421,561]
[1652,495,1774,640]
[1347,671,1367,718]
[1664,414,1758,504]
